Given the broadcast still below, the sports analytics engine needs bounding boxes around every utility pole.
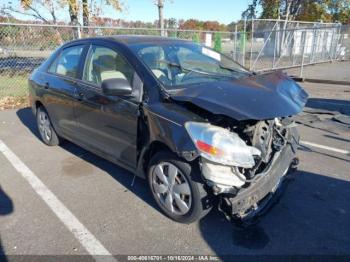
[157,0,165,36]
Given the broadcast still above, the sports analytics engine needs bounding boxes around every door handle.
[77,91,85,101]
[44,82,50,89]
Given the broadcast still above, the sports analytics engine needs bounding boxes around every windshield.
[129,41,250,89]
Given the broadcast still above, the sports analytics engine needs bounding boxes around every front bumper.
[218,142,297,221]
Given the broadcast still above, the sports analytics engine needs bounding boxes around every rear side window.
[83,46,135,87]
[48,45,84,78]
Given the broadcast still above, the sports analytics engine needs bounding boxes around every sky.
[117,0,252,24]
[6,0,254,25]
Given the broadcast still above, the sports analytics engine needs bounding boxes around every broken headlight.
[185,122,261,168]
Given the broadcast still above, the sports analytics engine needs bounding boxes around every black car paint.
[170,70,308,121]
[29,36,307,220]
[29,37,200,177]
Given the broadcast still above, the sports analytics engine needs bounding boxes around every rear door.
[74,44,142,169]
[43,44,86,137]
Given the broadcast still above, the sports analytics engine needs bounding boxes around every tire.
[36,106,61,146]
[148,151,212,224]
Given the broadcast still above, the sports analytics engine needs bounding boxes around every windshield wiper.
[157,60,232,78]
[218,63,249,74]
[158,59,183,69]
[182,59,248,75]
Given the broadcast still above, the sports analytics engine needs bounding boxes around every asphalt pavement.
[0,82,349,260]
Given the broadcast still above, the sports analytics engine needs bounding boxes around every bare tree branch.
[2,6,50,23]
[23,4,51,23]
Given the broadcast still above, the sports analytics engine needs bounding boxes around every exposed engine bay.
[194,111,300,221]
[211,115,295,176]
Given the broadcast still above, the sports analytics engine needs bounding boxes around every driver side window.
[83,45,135,87]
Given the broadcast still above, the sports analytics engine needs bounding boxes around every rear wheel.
[36,106,61,146]
[148,151,212,224]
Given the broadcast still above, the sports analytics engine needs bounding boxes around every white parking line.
[300,140,350,155]
[0,139,117,262]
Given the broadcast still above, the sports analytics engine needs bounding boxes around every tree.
[86,0,122,28]
[203,21,226,31]
[67,0,78,25]
[256,0,350,23]
[1,0,123,26]
[242,0,258,20]
[166,18,177,29]
[296,1,332,22]
[327,0,350,23]
[166,17,177,37]
[227,21,245,32]
[178,19,227,31]
[213,32,222,52]
[2,0,63,24]
[82,0,88,27]
[260,0,280,19]
[179,19,203,30]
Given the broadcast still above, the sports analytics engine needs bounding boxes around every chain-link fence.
[0,20,349,99]
[248,19,347,73]
[0,23,234,99]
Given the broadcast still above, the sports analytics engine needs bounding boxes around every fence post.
[242,18,247,66]
[273,21,277,68]
[310,24,317,63]
[292,22,300,66]
[273,32,276,68]
[300,31,307,78]
[77,25,81,39]
[234,24,238,61]
[329,27,336,61]
[249,19,254,70]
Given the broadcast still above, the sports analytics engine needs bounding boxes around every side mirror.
[102,78,133,96]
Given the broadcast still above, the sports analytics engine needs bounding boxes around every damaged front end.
[186,115,300,222]
[165,71,308,222]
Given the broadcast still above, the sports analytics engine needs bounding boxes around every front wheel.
[148,151,212,224]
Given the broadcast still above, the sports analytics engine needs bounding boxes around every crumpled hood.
[170,71,308,121]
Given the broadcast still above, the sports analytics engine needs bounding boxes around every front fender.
[144,102,203,160]
[136,102,205,177]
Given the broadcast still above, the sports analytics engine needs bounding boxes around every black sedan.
[29,36,308,223]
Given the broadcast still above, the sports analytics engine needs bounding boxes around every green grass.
[0,74,29,98]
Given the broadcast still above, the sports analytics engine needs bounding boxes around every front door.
[74,44,141,169]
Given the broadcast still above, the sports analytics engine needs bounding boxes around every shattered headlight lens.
[185,122,261,168]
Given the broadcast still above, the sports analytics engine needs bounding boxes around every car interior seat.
[141,52,171,84]
[97,55,127,84]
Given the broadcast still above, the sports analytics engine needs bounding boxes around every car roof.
[67,35,191,47]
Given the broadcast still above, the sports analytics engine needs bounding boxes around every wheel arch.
[138,140,173,178]
[33,100,44,115]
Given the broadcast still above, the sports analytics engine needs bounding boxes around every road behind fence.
[0,20,349,99]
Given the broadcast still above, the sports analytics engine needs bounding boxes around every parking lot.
[0,81,349,259]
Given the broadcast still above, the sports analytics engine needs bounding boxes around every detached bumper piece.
[219,143,297,224]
